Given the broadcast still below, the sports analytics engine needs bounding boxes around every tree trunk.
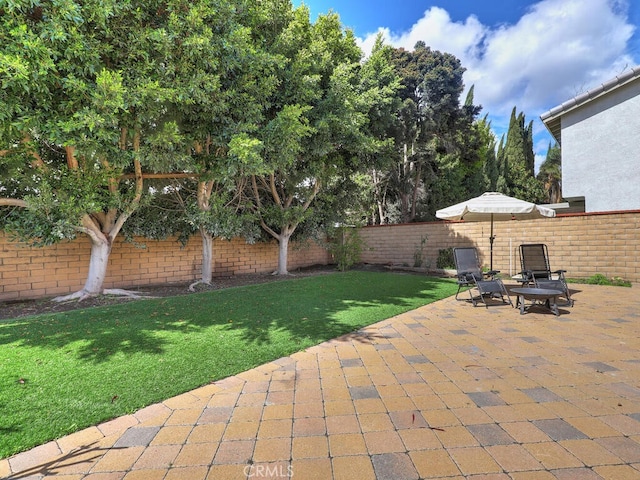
[410,160,422,222]
[399,194,408,223]
[372,169,386,225]
[84,239,112,293]
[189,229,214,291]
[200,228,214,284]
[399,142,413,223]
[276,233,290,275]
[53,235,112,301]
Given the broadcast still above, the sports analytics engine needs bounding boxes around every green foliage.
[495,108,546,203]
[326,226,367,271]
[3,165,117,245]
[570,274,632,287]
[537,142,563,203]
[124,182,259,246]
[0,0,270,237]
[436,247,455,269]
[247,6,396,273]
[381,42,483,223]
[413,235,428,267]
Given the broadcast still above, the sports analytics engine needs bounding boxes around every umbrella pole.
[490,214,495,271]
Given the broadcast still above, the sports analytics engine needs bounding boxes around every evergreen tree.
[537,143,563,203]
[496,107,545,202]
[385,42,481,223]
[478,116,498,191]
[0,0,263,300]
[424,86,486,218]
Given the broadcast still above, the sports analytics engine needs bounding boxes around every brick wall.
[358,211,640,283]
[1,210,638,301]
[0,234,330,302]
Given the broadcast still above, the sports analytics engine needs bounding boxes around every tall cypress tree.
[498,107,545,202]
[478,115,498,191]
[495,134,508,193]
[537,143,563,203]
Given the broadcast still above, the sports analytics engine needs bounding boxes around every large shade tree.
[356,36,402,225]
[0,0,259,299]
[384,42,480,223]
[124,0,287,289]
[247,8,392,275]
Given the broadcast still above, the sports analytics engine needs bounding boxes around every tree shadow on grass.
[0,271,454,360]
[212,271,456,346]
[0,271,456,458]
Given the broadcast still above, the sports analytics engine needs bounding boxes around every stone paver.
[4,283,640,479]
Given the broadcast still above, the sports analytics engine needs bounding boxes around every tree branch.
[0,198,28,207]
[111,129,144,238]
[66,145,78,169]
[119,172,197,179]
[269,172,282,207]
[302,179,322,210]
[79,214,107,244]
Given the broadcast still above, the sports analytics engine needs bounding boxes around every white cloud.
[358,0,636,121]
[358,7,486,62]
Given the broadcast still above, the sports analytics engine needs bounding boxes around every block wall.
[1,210,638,301]
[358,211,640,283]
[0,234,330,302]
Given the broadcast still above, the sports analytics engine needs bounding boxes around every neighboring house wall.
[1,211,639,301]
[561,78,640,212]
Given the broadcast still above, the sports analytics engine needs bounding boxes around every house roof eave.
[540,65,640,145]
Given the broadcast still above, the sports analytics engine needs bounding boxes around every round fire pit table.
[511,287,564,316]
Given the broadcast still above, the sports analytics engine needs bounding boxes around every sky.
[293,0,640,169]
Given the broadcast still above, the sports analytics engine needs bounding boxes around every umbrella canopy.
[436,192,556,222]
[436,192,556,270]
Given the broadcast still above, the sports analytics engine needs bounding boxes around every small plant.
[327,226,367,271]
[575,273,632,287]
[436,247,455,270]
[413,235,428,267]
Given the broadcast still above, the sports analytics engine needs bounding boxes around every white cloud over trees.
[358,0,636,121]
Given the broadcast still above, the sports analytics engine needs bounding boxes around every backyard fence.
[0,235,330,302]
[1,210,638,301]
[358,210,640,283]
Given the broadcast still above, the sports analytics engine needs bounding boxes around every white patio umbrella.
[435,192,556,270]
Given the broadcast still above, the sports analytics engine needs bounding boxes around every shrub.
[327,226,367,271]
[583,274,631,287]
[436,247,455,270]
[413,235,428,267]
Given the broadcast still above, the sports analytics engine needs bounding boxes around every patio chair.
[519,243,573,306]
[453,247,513,308]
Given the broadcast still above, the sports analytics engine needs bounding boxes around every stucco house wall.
[541,66,640,213]
[561,78,640,212]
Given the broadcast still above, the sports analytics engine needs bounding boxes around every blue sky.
[294,0,640,168]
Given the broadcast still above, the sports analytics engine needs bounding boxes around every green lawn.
[0,271,457,458]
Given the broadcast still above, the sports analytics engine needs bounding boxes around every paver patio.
[2,283,640,479]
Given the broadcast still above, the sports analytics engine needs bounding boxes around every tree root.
[52,288,155,303]
[104,288,155,299]
[271,270,291,276]
[188,280,212,292]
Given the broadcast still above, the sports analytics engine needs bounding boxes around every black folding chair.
[519,243,573,306]
[453,247,512,308]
